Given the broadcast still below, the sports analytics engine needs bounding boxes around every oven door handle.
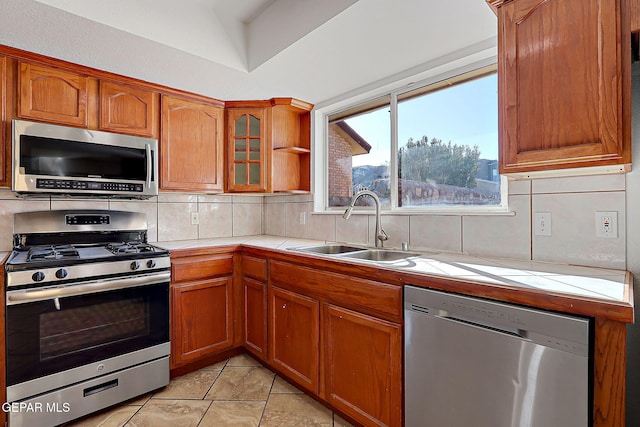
[6,272,170,305]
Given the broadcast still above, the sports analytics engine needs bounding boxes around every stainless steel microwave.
[12,119,158,199]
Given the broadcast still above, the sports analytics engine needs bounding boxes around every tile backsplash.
[0,190,263,252]
[0,173,627,270]
[264,174,627,270]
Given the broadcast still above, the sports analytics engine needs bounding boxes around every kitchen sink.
[291,244,423,265]
[294,244,365,255]
[342,249,421,262]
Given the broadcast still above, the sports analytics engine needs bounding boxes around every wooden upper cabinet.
[269,98,312,193]
[631,0,640,32]
[227,108,267,192]
[161,95,224,192]
[492,0,631,174]
[18,61,90,127]
[225,98,312,193]
[99,81,159,137]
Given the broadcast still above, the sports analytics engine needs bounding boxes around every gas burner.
[27,244,80,262]
[106,241,156,255]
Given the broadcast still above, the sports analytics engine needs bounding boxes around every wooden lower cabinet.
[242,254,268,361]
[323,304,402,427]
[171,277,233,367]
[268,285,320,394]
[266,258,403,426]
[170,252,234,369]
[244,277,267,359]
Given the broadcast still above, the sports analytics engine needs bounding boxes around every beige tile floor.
[63,354,356,427]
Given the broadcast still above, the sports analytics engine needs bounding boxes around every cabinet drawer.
[242,255,267,281]
[270,260,402,322]
[171,254,233,283]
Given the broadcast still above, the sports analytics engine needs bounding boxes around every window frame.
[313,57,509,215]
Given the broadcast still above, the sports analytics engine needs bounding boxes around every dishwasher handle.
[435,312,527,339]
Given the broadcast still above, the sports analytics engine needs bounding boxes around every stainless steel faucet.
[342,190,389,248]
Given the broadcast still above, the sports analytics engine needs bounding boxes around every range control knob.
[147,259,157,269]
[55,269,68,279]
[32,271,45,282]
[130,261,140,271]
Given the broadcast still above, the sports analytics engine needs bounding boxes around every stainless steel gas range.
[4,210,171,427]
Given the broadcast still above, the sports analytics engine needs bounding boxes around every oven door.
[5,275,169,401]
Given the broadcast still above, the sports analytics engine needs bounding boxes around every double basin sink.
[291,244,423,265]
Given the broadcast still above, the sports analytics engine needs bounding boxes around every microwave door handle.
[145,143,152,189]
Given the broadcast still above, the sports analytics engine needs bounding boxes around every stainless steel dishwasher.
[404,286,591,427]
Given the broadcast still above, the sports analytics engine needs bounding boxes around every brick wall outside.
[328,124,353,205]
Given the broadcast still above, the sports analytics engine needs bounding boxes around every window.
[324,65,503,212]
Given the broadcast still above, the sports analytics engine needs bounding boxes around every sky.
[345,74,498,167]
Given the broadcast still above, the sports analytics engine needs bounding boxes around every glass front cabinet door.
[227,109,266,192]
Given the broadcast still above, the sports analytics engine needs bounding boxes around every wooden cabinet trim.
[0,55,9,187]
[593,318,626,427]
[0,44,224,108]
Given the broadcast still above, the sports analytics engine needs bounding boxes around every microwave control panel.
[36,179,144,192]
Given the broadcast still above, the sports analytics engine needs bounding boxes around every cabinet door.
[227,108,266,192]
[171,277,233,368]
[244,277,267,360]
[0,55,7,187]
[269,285,319,393]
[497,0,630,173]
[323,304,402,427]
[631,0,640,32]
[18,62,89,127]
[99,81,158,137]
[161,96,224,192]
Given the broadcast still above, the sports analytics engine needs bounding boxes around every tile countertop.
[156,235,634,323]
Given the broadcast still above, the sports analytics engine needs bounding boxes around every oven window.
[6,283,169,387]
[39,298,150,361]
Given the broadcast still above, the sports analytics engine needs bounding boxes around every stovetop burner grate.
[27,245,80,262]
[106,241,156,255]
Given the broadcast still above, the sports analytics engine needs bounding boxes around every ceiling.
[0,0,498,104]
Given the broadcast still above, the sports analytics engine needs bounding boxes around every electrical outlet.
[534,212,552,236]
[299,212,306,225]
[191,212,199,225]
[596,211,617,238]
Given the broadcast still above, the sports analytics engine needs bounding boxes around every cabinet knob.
[282,304,287,309]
